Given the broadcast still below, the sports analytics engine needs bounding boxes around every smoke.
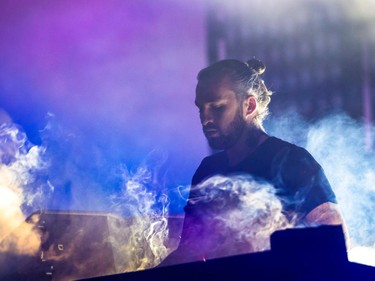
[108,149,172,272]
[2,107,375,279]
[305,114,375,265]
[0,116,179,279]
[266,112,375,266]
[177,175,293,262]
[0,123,47,255]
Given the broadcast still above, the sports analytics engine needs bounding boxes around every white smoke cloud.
[174,175,293,262]
[266,112,375,266]
[2,107,375,279]
[305,114,375,265]
[108,149,172,272]
[0,117,177,278]
[0,123,46,255]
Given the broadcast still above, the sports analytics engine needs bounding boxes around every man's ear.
[244,96,257,117]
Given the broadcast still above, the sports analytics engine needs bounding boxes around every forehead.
[195,77,237,104]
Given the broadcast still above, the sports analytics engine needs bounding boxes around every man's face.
[195,77,246,150]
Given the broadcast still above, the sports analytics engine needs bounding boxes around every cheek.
[217,111,236,128]
[224,106,241,121]
[214,111,229,123]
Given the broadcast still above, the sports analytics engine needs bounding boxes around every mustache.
[203,124,219,132]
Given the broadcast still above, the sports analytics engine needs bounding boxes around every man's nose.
[200,109,213,126]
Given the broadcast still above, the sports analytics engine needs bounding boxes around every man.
[161,58,345,265]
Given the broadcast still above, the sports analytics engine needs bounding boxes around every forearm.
[304,202,343,225]
[304,202,350,250]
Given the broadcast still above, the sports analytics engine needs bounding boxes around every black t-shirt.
[162,137,338,264]
[188,136,337,223]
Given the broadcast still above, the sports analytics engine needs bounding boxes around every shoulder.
[264,137,326,198]
[265,137,319,169]
[258,137,295,160]
[268,138,337,218]
[264,136,306,154]
[254,137,318,174]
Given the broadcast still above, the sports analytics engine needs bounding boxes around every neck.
[226,126,269,166]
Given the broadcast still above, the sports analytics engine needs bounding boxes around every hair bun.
[246,58,266,75]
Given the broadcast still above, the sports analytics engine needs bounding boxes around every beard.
[205,112,246,150]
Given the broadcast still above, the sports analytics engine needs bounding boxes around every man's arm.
[304,202,350,249]
[304,202,343,225]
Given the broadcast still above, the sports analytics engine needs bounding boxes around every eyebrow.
[195,99,228,108]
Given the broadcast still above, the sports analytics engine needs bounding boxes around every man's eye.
[212,105,224,111]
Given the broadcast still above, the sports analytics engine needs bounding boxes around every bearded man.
[161,59,346,265]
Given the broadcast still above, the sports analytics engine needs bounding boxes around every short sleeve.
[272,146,337,220]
